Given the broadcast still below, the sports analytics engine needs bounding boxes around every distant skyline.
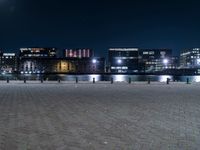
[1,0,200,57]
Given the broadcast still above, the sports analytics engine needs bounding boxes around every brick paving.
[0,82,200,150]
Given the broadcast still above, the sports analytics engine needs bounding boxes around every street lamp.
[92,59,97,64]
[117,59,122,73]
[92,59,97,73]
[163,59,169,69]
[117,59,122,64]
[163,59,169,64]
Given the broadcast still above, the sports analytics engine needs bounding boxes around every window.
[143,52,148,55]
[149,51,154,55]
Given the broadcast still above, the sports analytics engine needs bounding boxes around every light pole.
[92,58,97,73]
[163,59,169,69]
[117,59,122,64]
[92,59,97,64]
[117,59,122,73]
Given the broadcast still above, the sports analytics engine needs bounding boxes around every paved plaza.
[0,81,200,150]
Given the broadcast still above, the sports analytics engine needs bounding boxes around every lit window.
[149,51,154,55]
[122,67,128,69]
[143,52,148,55]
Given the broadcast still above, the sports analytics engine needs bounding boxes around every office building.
[19,48,57,58]
[180,48,200,68]
[74,57,105,73]
[0,52,18,73]
[19,57,105,74]
[64,49,93,58]
[139,49,172,72]
[109,48,139,73]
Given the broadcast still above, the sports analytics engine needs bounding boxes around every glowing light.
[114,75,127,82]
[89,75,100,82]
[194,76,200,82]
[159,75,172,82]
[197,59,200,65]
[92,59,97,64]
[163,59,169,64]
[117,59,122,64]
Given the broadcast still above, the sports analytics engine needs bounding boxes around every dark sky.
[0,0,200,56]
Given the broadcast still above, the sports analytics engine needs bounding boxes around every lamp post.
[163,59,169,69]
[117,59,122,64]
[92,59,97,64]
[117,59,122,73]
[92,58,97,73]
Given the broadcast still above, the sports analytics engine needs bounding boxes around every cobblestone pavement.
[0,82,200,150]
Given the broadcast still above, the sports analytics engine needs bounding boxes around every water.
[1,74,200,82]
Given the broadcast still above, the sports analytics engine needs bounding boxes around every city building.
[139,49,173,72]
[64,49,93,58]
[109,48,139,73]
[19,48,57,58]
[171,56,179,69]
[19,58,75,74]
[180,48,200,68]
[74,57,105,73]
[19,57,105,74]
[0,52,18,73]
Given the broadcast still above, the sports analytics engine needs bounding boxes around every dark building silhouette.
[109,48,139,73]
[0,52,18,73]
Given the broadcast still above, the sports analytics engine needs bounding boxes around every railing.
[1,77,193,85]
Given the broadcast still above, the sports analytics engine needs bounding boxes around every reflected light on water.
[159,75,172,82]
[193,76,200,82]
[89,75,100,82]
[114,75,127,82]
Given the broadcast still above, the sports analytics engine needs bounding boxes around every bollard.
[93,78,95,84]
[24,77,26,83]
[41,78,43,83]
[111,77,113,84]
[166,78,170,84]
[58,79,61,83]
[128,78,131,84]
[7,77,9,83]
[148,78,150,84]
[186,78,190,84]
[76,77,78,84]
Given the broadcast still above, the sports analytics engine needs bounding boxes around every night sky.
[1,0,200,57]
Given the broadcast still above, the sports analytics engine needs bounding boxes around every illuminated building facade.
[19,58,75,74]
[19,57,105,74]
[109,48,139,73]
[74,57,105,73]
[139,49,172,72]
[0,52,18,73]
[180,48,200,68]
[64,49,93,58]
[20,48,57,58]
